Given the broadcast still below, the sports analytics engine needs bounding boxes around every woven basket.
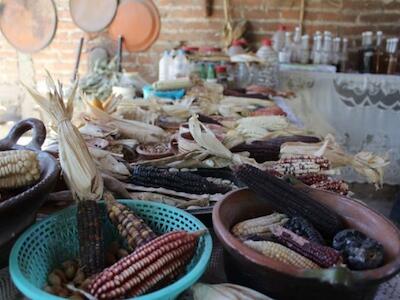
[10,200,212,300]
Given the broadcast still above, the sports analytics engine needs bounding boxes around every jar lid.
[182,46,199,52]
[232,40,242,46]
[215,65,227,73]
[199,46,221,53]
[262,38,272,46]
[278,24,287,31]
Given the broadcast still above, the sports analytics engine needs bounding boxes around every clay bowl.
[136,143,174,160]
[0,119,59,267]
[213,187,400,300]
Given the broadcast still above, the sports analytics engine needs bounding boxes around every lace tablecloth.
[279,71,400,185]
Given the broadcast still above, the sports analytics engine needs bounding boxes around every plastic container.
[273,25,286,52]
[159,50,172,81]
[255,38,279,88]
[227,40,245,56]
[112,86,136,99]
[10,200,212,300]
[143,85,185,100]
[291,26,302,63]
[171,50,189,79]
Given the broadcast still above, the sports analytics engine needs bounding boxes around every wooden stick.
[299,0,305,32]
[71,37,84,82]
[117,35,123,72]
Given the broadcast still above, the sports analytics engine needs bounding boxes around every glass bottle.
[313,35,323,64]
[339,38,349,73]
[387,38,399,75]
[310,31,321,62]
[300,35,310,64]
[279,32,292,63]
[372,31,384,74]
[359,31,374,73]
[321,35,332,65]
[331,37,341,69]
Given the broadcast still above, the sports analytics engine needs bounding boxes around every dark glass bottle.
[359,32,375,73]
[372,31,384,74]
[338,38,348,73]
[387,38,399,75]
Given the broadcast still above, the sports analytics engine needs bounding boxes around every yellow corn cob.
[0,150,40,188]
[244,240,320,269]
[232,213,288,238]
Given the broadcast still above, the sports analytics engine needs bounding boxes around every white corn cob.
[232,213,288,238]
[0,150,40,188]
[244,240,320,269]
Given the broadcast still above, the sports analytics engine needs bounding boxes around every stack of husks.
[36,79,388,212]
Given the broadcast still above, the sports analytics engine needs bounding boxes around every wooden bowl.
[213,187,400,300]
[0,119,60,267]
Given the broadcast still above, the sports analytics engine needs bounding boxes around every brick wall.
[1,0,400,118]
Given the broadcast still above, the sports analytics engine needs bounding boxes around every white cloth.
[279,70,400,184]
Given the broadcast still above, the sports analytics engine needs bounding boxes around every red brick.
[1,0,400,85]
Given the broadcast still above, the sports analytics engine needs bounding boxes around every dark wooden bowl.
[213,187,400,300]
[0,119,60,267]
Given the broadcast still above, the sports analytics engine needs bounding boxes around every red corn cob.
[311,179,349,195]
[89,231,202,299]
[272,226,342,268]
[297,174,330,186]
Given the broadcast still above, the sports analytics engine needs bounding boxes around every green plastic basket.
[9,200,212,300]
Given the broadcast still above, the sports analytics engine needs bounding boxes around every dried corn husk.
[124,183,223,202]
[88,147,130,179]
[280,134,389,188]
[218,97,273,118]
[153,78,193,91]
[24,74,103,201]
[84,97,166,143]
[129,192,209,208]
[191,283,272,300]
[79,121,118,138]
[188,114,261,168]
[222,116,291,148]
[134,150,233,169]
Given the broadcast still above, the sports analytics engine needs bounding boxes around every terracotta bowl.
[136,143,174,160]
[0,119,60,267]
[213,187,400,300]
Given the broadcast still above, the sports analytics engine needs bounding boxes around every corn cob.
[284,216,325,245]
[77,200,104,276]
[232,213,289,239]
[89,230,201,299]
[0,150,40,189]
[130,165,231,195]
[310,179,349,195]
[230,136,321,163]
[244,240,320,269]
[268,155,330,177]
[297,174,330,186]
[272,226,342,268]
[104,192,157,252]
[293,174,349,195]
[234,164,344,237]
